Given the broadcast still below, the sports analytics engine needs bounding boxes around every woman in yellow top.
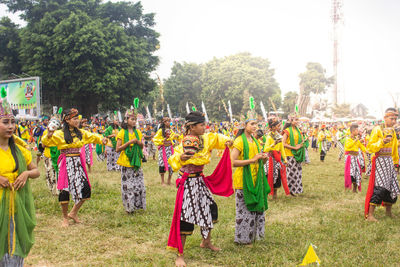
[231,119,269,245]
[167,112,232,267]
[317,125,328,162]
[104,119,121,172]
[365,108,399,221]
[152,117,178,185]
[0,94,40,266]
[344,124,366,193]
[263,117,289,199]
[282,114,305,196]
[17,120,30,143]
[42,108,107,227]
[115,109,145,214]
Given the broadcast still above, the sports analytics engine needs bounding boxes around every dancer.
[282,114,305,196]
[143,123,156,161]
[318,125,328,162]
[263,117,289,199]
[116,108,146,214]
[104,119,121,171]
[344,124,366,193]
[167,111,233,267]
[365,108,399,221]
[153,117,178,185]
[42,108,107,227]
[231,118,270,244]
[80,118,93,173]
[0,90,40,266]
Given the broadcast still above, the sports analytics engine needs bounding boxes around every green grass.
[26,148,400,266]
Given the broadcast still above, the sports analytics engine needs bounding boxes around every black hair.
[385,107,398,113]
[350,123,358,133]
[62,109,82,144]
[256,129,264,138]
[184,112,205,135]
[9,136,19,172]
[283,122,291,131]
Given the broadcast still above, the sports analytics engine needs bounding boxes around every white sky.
[2,0,400,117]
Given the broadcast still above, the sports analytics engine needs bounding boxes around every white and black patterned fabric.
[120,167,146,213]
[264,156,281,185]
[144,140,156,158]
[366,153,372,176]
[180,173,215,239]
[374,156,400,199]
[0,219,24,267]
[357,149,365,171]
[96,152,105,162]
[84,144,91,165]
[157,145,173,174]
[286,156,303,194]
[234,189,265,244]
[337,142,345,160]
[304,148,311,164]
[348,154,362,186]
[61,156,91,203]
[44,157,58,195]
[105,146,120,171]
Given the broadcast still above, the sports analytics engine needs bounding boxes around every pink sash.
[57,151,91,190]
[344,154,361,191]
[158,145,174,172]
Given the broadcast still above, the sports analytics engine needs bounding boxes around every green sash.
[288,126,305,163]
[241,133,270,212]
[49,147,60,174]
[104,126,118,150]
[0,145,36,259]
[124,129,143,170]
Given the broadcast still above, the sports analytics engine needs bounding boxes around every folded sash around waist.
[60,148,81,157]
[178,171,203,178]
[345,151,359,156]
[376,152,392,157]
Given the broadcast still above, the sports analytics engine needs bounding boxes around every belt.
[345,151,359,156]
[179,171,203,178]
[376,152,392,157]
[65,153,80,157]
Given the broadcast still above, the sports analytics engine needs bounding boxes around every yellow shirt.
[263,133,287,162]
[41,130,51,158]
[42,129,103,150]
[344,137,366,152]
[168,132,229,172]
[367,126,399,163]
[152,128,178,146]
[19,125,30,140]
[0,144,32,201]
[116,129,143,168]
[283,127,301,157]
[13,135,29,149]
[232,136,260,189]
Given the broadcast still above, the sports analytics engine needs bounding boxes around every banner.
[0,77,41,117]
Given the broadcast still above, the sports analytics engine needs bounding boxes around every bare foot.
[61,218,69,227]
[386,213,396,218]
[68,213,81,223]
[161,183,167,187]
[200,241,221,251]
[366,215,378,222]
[175,255,186,267]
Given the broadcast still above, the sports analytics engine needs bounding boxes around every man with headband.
[365,108,399,221]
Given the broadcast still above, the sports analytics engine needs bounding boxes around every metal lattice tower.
[332,0,344,105]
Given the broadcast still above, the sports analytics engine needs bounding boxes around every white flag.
[167,104,172,119]
[146,106,152,123]
[201,101,209,123]
[228,100,233,123]
[186,102,190,114]
[260,101,267,122]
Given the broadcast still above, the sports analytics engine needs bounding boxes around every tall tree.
[282,91,298,117]
[201,53,281,121]
[0,17,21,79]
[298,62,333,116]
[163,62,202,117]
[1,0,159,116]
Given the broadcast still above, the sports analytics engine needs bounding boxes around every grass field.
[25,148,400,266]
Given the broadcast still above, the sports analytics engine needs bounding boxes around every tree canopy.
[0,0,159,116]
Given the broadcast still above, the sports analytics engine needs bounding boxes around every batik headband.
[384,110,399,118]
[63,108,79,121]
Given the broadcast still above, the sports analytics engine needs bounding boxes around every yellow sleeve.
[263,135,275,152]
[13,135,29,149]
[82,129,103,145]
[233,137,243,154]
[116,130,124,141]
[344,138,357,151]
[317,132,324,142]
[207,132,229,150]
[152,129,164,146]
[17,144,32,165]
[278,142,287,162]
[137,130,143,141]
[359,141,366,152]
[41,130,64,147]
[168,144,184,172]
[366,127,384,154]
[393,134,399,164]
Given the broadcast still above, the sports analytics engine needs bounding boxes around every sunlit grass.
[26,148,400,266]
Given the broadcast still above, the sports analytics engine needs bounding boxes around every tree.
[201,53,281,121]
[0,17,21,79]
[331,103,351,118]
[351,103,368,118]
[0,0,159,116]
[282,91,298,117]
[298,62,333,116]
[163,62,203,117]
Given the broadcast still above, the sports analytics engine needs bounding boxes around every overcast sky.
[1,0,400,117]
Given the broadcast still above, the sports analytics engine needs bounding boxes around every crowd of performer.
[0,92,399,266]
